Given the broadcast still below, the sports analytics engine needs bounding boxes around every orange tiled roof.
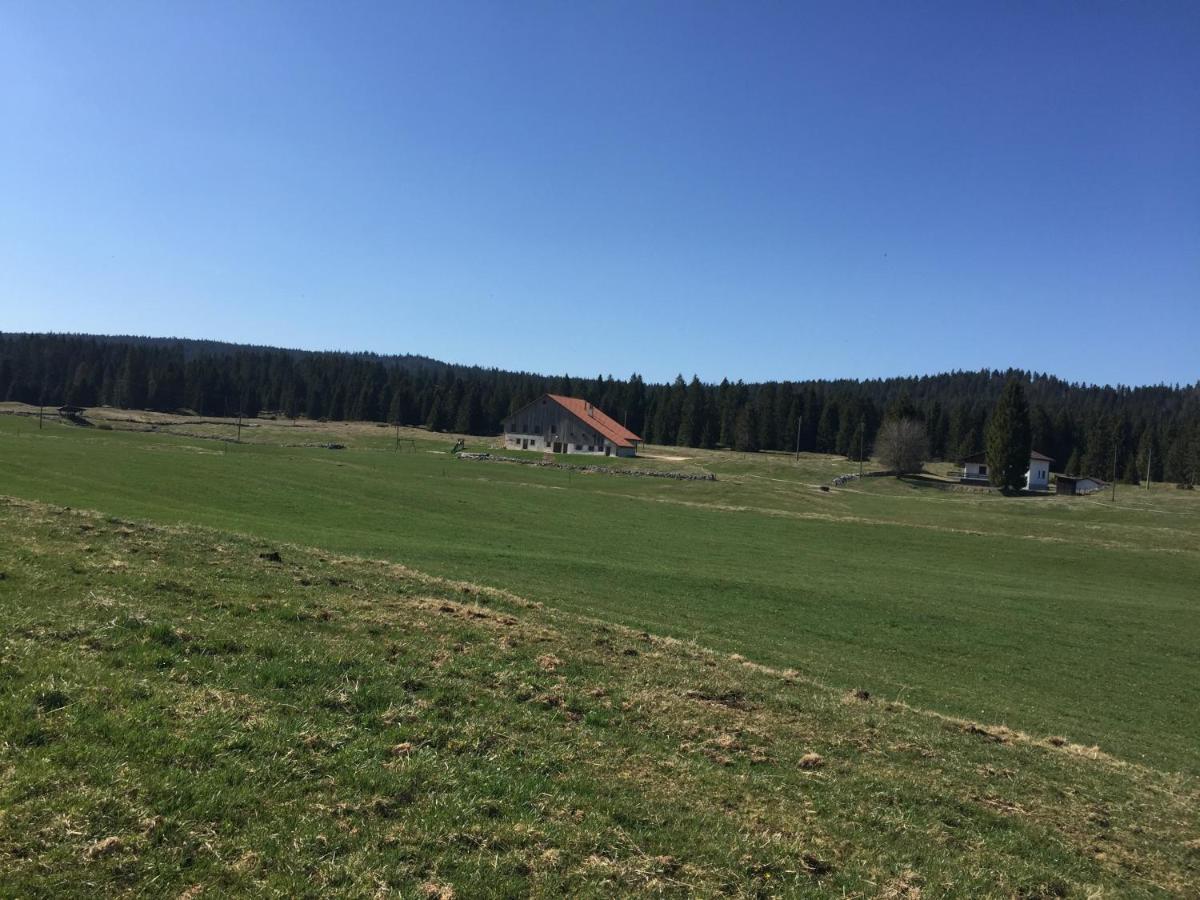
[546,394,643,448]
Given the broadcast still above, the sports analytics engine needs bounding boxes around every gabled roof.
[503,394,643,449]
[1056,474,1104,484]
[546,394,642,448]
[962,449,1054,464]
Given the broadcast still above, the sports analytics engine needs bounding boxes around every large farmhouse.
[501,394,642,457]
[960,450,1053,490]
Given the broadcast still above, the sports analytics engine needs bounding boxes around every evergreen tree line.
[4,332,1199,485]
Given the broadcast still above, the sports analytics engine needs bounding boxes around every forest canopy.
[3,332,1198,485]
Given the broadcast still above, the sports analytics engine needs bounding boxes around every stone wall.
[457,452,716,481]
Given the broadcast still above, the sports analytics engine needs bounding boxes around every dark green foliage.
[986,379,1032,491]
[677,376,705,447]
[733,404,759,452]
[885,390,918,423]
[2,334,1198,477]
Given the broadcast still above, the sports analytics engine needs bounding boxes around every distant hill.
[2,331,1198,484]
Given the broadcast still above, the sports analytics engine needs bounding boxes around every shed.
[1055,474,1104,496]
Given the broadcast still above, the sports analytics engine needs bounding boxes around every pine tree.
[716,379,735,447]
[1080,416,1113,480]
[454,386,483,435]
[664,375,686,445]
[985,379,1032,491]
[701,394,719,449]
[886,390,918,423]
[733,404,759,452]
[426,390,448,432]
[677,376,705,447]
[1122,451,1140,485]
[816,402,839,453]
[926,400,948,459]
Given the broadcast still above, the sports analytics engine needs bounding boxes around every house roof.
[962,449,1054,464]
[503,394,643,448]
[545,394,642,448]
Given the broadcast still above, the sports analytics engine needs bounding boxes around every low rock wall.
[457,452,717,481]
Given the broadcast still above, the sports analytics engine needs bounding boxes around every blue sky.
[2,2,1197,386]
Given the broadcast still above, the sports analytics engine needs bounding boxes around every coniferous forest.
[3,332,1199,485]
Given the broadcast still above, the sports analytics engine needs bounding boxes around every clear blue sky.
[2,2,1197,386]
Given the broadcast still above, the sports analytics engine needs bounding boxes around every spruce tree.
[985,379,1032,491]
[677,376,704,447]
[733,405,759,452]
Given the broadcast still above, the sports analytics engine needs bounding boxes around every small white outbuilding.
[959,449,1054,490]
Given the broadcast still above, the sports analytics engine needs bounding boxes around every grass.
[1,497,1197,896]
[0,406,1197,780]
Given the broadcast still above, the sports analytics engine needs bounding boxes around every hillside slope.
[1,498,1196,896]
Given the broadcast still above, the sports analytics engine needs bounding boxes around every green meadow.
[2,408,1197,776]
[5,497,1198,896]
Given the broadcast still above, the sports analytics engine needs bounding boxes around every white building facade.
[960,449,1054,490]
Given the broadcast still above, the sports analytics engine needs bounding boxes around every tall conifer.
[985,379,1032,491]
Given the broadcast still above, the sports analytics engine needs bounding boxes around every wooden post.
[1111,431,1118,502]
[858,420,865,477]
[794,416,802,461]
[237,414,243,444]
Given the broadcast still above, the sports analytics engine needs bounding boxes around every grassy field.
[2,407,1197,779]
[2,497,1198,896]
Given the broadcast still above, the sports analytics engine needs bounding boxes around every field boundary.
[456,451,717,481]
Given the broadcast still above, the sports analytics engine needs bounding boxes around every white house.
[500,394,642,457]
[960,450,1053,490]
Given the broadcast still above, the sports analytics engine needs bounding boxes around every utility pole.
[858,420,865,477]
[237,414,243,444]
[395,421,400,451]
[794,416,802,461]
[1110,430,1118,502]
[1146,445,1152,491]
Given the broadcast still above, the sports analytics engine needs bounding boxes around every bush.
[875,419,928,474]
